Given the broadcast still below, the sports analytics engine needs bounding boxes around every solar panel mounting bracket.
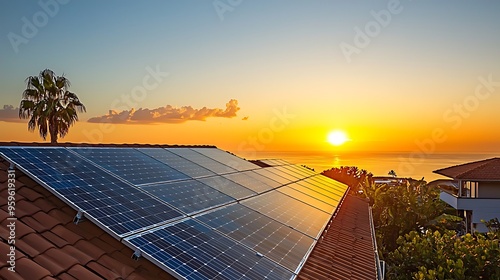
[73,210,84,224]
[9,163,15,170]
[132,249,141,260]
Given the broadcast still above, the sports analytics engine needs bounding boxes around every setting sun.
[327,130,349,146]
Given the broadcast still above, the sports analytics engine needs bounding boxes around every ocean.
[236,151,498,182]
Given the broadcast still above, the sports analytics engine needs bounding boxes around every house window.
[464,181,479,198]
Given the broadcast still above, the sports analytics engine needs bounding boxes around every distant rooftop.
[433,157,500,180]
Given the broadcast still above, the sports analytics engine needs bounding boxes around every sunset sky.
[1,1,500,156]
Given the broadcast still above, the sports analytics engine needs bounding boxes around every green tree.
[19,69,86,143]
[388,230,500,279]
[322,166,372,195]
[362,179,459,254]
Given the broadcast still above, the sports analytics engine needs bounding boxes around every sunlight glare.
[327,130,349,146]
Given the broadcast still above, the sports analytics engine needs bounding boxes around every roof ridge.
[458,157,500,178]
[0,141,217,148]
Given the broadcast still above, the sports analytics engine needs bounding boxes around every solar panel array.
[0,146,349,279]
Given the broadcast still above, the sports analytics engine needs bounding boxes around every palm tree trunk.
[49,118,58,143]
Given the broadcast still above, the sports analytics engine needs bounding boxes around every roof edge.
[0,141,217,148]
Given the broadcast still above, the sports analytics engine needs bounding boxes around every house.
[433,157,500,233]
[1,142,381,279]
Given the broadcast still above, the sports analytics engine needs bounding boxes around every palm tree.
[19,69,86,143]
[388,170,397,178]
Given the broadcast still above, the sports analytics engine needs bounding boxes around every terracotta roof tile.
[13,257,52,279]
[0,169,8,183]
[434,157,500,180]
[16,175,40,188]
[47,208,74,225]
[86,261,121,279]
[33,248,80,276]
[0,208,9,222]
[73,240,106,260]
[31,197,58,213]
[56,272,78,280]
[67,264,103,280]
[65,221,105,240]
[0,267,25,280]
[16,186,45,202]
[60,245,94,266]
[0,219,35,240]
[97,254,135,278]
[89,236,120,255]
[110,250,141,269]
[0,240,25,267]
[298,195,377,280]
[51,225,84,245]
[41,231,70,248]
[13,199,43,218]
[16,232,56,258]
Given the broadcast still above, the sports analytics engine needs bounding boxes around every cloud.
[0,105,21,121]
[88,99,241,124]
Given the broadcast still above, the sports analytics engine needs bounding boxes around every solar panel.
[241,191,331,239]
[71,148,189,185]
[310,176,350,195]
[253,168,295,185]
[167,148,237,174]
[300,177,347,197]
[0,145,351,279]
[0,147,183,237]
[124,219,294,280]
[141,180,235,215]
[195,204,315,272]
[244,171,282,189]
[277,185,336,214]
[197,176,256,200]
[223,172,273,193]
[138,148,215,178]
[292,181,343,206]
[191,148,259,171]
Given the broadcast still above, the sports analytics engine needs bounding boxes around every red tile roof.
[433,157,500,180]
[297,194,378,280]
[0,157,174,280]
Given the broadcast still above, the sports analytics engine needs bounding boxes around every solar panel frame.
[223,172,274,194]
[167,148,237,175]
[196,176,256,200]
[0,147,185,238]
[137,148,216,178]
[191,148,259,171]
[124,218,295,280]
[70,147,190,185]
[194,203,316,272]
[140,179,235,215]
[241,190,332,239]
[277,185,336,214]
[252,168,294,185]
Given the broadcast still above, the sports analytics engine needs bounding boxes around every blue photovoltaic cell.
[191,148,259,171]
[138,148,215,178]
[0,147,184,237]
[71,148,189,185]
[141,180,235,214]
[277,185,335,214]
[197,176,256,200]
[305,176,348,195]
[245,171,282,189]
[291,181,343,206]
[196,204,315,271]
[223,172,274,193]
[253,168,295,185]
[241,190,331,239]
[167,148,236,174]
[125,219,294,280]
